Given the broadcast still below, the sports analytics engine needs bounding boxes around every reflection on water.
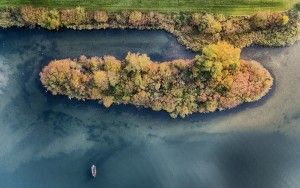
[0,28,299,188]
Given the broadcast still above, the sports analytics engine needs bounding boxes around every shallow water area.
[0,28,300,188]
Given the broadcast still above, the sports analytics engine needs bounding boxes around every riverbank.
[0,6,299,51]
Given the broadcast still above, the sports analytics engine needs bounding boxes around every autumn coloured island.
[40,42,273,118]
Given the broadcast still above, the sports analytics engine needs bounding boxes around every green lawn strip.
[0,0,294,15]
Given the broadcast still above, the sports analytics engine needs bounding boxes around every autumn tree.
[103,56,122,87]
[104,56,122,73]
[251,12,289,29]
[61,7,86,26]
[125,52,152,73]
[192,41,241,92]
[191,13,202,25]
[93,71,109,90]
[20,6,44,25]
[40,9,61,29]
[129,11,143,25]
[20,6,61,29]
[94,11,109,23]
[198,14,222,34]
[40,59,88,96]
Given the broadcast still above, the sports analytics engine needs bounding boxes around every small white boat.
[91,165,97,178]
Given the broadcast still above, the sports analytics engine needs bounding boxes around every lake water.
[0,28,300,188]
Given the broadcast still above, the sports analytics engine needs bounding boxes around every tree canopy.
[40,42,273,118]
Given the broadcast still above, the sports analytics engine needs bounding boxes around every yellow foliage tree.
[104,56,122,73]
[94,11,108,23]
[199,14,222,34]
[129,11,143,25]
[93,71,109,90]
[125,52,152,73]
[41,9,61,29]
[193,41,241,86]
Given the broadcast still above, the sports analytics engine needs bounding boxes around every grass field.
[0,0,297,15]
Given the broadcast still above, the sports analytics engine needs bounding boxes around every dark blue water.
[0,28,300,188]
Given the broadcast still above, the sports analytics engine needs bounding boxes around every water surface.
[0,28,300,188]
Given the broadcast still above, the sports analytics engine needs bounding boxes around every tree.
[193,41,241,84]
[104,56,122,73]
[125,52,152,73]
[129,11,143,25]
[40,9,61,29]
[94,11,108,23]
[198,14,222,34]
[132,90,150,105]
[191,13,202,25]
[93,71,109,90]
[251,12,288,29]
[39,59,87,96]
[60,7,86,26]
[20,6,44,25]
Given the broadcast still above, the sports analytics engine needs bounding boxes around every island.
[40,42,273,118]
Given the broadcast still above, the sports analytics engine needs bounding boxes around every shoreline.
[1,6,299,52]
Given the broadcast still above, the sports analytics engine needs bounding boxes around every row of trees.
[18,6,147,29]
[17,6,291,31]
[1,6,297,51]
[40,42,273,118]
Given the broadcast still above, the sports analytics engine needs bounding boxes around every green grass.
[0,0,297,15]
